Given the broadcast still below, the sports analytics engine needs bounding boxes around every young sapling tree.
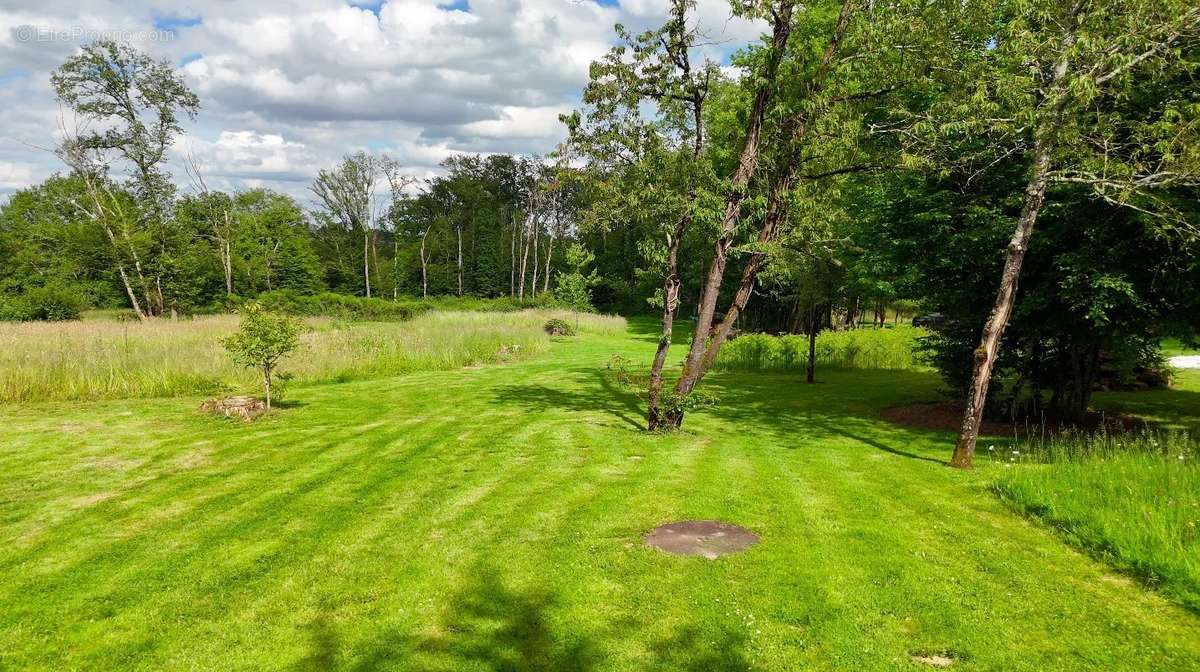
[222,302,302,409]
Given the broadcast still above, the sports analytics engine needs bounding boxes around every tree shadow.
[297,562,753,671]
[623,316,695,347]
[488,368,646,431]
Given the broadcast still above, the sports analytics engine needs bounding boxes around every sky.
[0,0,764,202]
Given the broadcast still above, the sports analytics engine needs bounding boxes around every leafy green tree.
[894,0,1200,468]
[52,40,200,318]
[554,244,598,312]
[222,302,302,409]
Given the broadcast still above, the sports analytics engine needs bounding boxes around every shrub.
[543,318,575,336]
[0,283,88,321]
[252,290,425,321]
[221,302,303,409]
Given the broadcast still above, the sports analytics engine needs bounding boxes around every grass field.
[1,318,1198,670]
[0,310,622,403]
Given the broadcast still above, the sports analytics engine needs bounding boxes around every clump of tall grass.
[0,309,625,403]
[992,429,1199,611]
[713,326,927,372]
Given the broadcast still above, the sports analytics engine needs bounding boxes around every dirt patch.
[200,395,267,421]
[911,653,955,668]
[879,402,1144,436]
[644,520,759,559]
[880,403,1012,436]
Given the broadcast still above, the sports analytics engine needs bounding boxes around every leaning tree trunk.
[950,22,1076,469]
[665,2,797,429]
[542,231,554,294]
[949,149,1051,468]
[646,210,691,429]
[518,223,531,301]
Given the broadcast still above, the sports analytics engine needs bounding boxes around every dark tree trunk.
[665,0,798,428]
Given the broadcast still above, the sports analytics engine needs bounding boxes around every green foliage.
[221,302,302,408]
[554,244,598,312]
[714,327,928,372]
[252,290,425,321]
[21,283,89,322]
[994,430,1200,611]
[605,353,720,421]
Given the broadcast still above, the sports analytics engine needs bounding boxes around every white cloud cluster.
[0,0,763,201]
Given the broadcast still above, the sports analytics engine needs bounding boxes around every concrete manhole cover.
[644,520,759,559]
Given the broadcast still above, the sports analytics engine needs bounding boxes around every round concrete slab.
[644,520,759,559]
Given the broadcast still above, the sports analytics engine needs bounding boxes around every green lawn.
[2,318,1199,670]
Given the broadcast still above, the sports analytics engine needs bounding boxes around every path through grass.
[1,318,1198,670]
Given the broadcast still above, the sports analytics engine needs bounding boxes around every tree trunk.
[420,227,430,299]
[518,220,531,301]
[697,158,796,375]
[263,367,272,410]
[646,210,691,429]
[665,2,797,429]
[542,231,554,294]
[950,20,1077,469]
[457,224,463,297]
[363,230,372,298]
[531,225,540,299]
[510,213,516,297]
[807,306,817,384]
[223,237,233,296]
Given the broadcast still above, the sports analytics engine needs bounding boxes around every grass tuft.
[992,429,1200,611]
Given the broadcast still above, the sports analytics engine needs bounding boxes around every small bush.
[544,318,575,336]
[0,283,88,322]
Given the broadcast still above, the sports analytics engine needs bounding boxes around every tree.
[311,152,397,299]
[52,40,199,317]
[222,302,302,410]
[895,0,1200,468]
[554,243,598,312]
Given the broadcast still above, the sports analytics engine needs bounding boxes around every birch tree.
[52,40,199,317]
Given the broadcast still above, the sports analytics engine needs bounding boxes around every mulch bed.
[879,402,1145,436]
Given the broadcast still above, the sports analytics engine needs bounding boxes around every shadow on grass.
[488,367,647,431]
[299,564,750,671]
[489,358,953,466]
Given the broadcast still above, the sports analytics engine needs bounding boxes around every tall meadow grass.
[993,430,1200,611]
[713,326,928,372]
[0,309,625,403]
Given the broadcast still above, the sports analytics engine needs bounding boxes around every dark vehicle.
[912,313,949,330]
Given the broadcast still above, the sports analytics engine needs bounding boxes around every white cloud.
[0,162,36,190]
[0,0,767,201]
